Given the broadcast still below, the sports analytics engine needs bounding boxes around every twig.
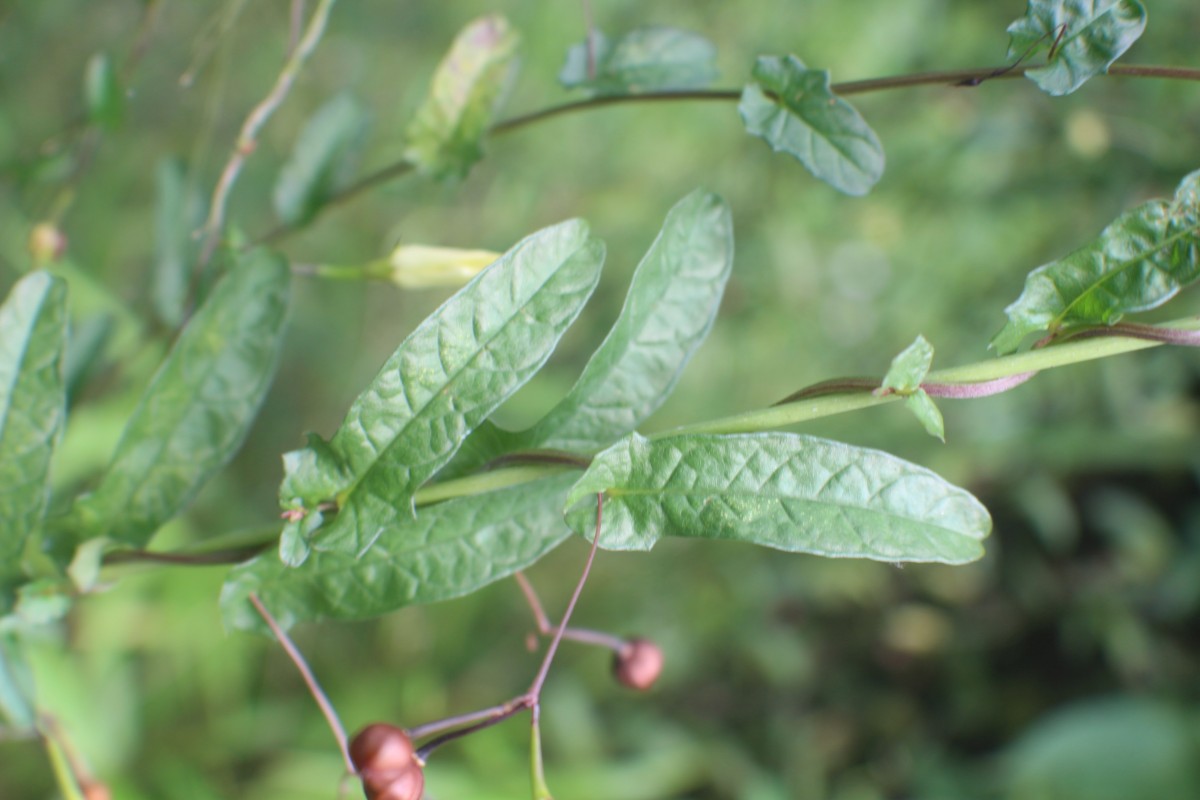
[514,572,627,651]
[249,593,355,774]
[196,0,339,267]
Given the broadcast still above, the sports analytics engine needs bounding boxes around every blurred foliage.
[1,0,1199,797]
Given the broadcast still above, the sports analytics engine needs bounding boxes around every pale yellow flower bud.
[387,245,500,288]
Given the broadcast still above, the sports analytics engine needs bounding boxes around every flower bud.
[612,637,664,691]
[28,222,68,264]
[387,244,500,289]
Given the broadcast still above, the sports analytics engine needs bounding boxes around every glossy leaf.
[273,93,370,225]
[565,433,990,564]
[528,190,733,453]
[281,220,604,557]
[1007,0,1147,96]
[404,14,518,180]
[992,169,1200,353]
[739,55,884,196]
[84,52,123,131]
[72,252,290,546]
[0,272,68,586]
[559,27,717,96]
[153,158,204,329]
[222,473,577,632]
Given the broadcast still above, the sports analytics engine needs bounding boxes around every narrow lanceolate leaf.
[565,433,990,564]
[558,27,717,96]
[222,473,577,632]
[739,55,884,196]
[0,272,68,585]
[153,158,204,329]
[282,220,604,557]
[528,190,733,453]
[83,52,123,132]
[904,390,946,442]
[1007,0,1147,96]
[273,93,370,226]
[72,252,290,546]
[992,169,1200,354]
[404,14,518,180]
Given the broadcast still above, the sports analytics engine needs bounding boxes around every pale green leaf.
[0,634,35,729]
[153,158,204,329]
[1008,0,1147,96]
[992,169,1200,353]
[273,93,370,226]
[738,55,884,196]
[283,220,604,557]
[222,473,577,632]
[0,272,68,588]
[565,433,990,564]
[72,251,290,546]
[404,14,519,180]
[559,27,717,96]
[880,335,934,394]
[905,390,945,442]
[527,190,733,453]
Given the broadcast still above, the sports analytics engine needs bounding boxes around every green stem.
[412,464,573,506]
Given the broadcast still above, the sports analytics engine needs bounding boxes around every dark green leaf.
[404,14,519,180]
[283,220,604,557]
[738,55,884,196]
[222,473,577,632]
[0,272,68,588]
[72,251,290,546]
[83,52,123,131]
[565,433,990,564]
[559,27,717,96]
[273,93,370,226]
[1007,0,1147,96]
[153,158,204,329]
[992,169,1200,353]
[527,190,733,452]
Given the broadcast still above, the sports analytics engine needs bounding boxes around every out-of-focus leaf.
[273,93,370,226]
[528,190,733,453]
[1005,698,1200,800]
[558,27,717,96]
[565,433,989,563]
[992,169,1200,353]
[1007,0,1147,96]
[0,272,68,590]
[153,158,204,329]
[738,55,884,196]
[83,52,123,131]
[281,220,603,557]
[71,251,290,546]
[404,14,518,180]
[0,634,35,729]
[879,335,944,441]
[62,315,112,404]
[222,473,577,632]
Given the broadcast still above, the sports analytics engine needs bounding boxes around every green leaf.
[1007,0,1147,96]
[83,52,123,131]
[0,634,35,729]
[565,433,990,564]
[880,335,934,394]
[527,189,733,453]
[221,473,577,632]
[72,251,290,546]
[904,390,946,442]
[738,55,884,196]
[0,272,68,588]
[273,93,370,226]
[404,14,519,180]
[153,158,204,329]
[992,169,1200,353]
[284,220,604,557]
[559,27,717,96]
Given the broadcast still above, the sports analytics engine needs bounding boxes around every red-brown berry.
[612,637,664,691]
[349,723,424,800]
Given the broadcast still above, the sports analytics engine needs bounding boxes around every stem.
[197,0,339,267]
[248,593,354,774]
[515,573,628,652]
[413,464,573,507]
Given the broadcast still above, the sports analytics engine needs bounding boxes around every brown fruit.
[350,723,424,799]
[612,637,664,691]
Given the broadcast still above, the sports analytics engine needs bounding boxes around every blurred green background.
[2,1,1200,798]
